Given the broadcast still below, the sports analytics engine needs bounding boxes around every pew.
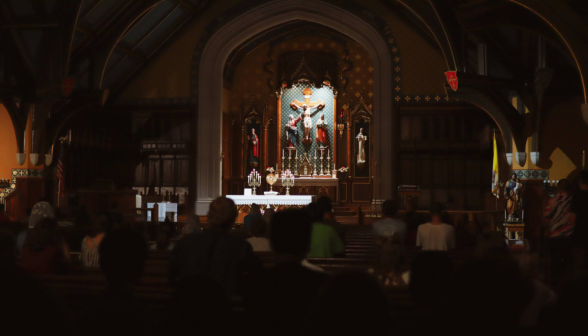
[30,225,474,320]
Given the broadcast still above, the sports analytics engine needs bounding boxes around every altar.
[226,195,316,221]
[227,195,316,207]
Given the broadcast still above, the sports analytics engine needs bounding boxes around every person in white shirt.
[247,217,271,252]
[416,203,455,251]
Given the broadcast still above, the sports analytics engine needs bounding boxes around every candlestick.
[326,149,330,173]
[313,150,318,176]
[248,169,261,195]
[281,169,295,196]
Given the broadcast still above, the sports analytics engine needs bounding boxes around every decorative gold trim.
[350,96,373,116]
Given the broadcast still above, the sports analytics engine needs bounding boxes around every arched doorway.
[194,1,394,214]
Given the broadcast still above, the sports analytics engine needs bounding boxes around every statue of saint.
[356,128,367,164]
[285,113,302,148]
[247,128,259,164]
[316,113,328,148]
[504,173,522,221]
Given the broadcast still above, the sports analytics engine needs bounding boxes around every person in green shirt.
[306,203,345,258]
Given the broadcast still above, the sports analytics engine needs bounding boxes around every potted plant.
[338,167,349,179]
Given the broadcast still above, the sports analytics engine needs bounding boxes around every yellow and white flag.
[492,133,499,198]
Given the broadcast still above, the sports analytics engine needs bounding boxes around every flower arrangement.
[338,167,349,173]
[266,167,275,173]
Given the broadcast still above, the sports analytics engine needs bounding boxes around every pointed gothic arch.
[192,0,395,214]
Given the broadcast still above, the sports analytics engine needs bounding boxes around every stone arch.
[192,0,395,214]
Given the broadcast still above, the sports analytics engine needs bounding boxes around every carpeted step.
[334,211,357,217]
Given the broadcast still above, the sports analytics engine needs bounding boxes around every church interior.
[1,0,588,334]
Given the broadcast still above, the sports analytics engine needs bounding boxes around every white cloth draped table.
[226,195,316,206]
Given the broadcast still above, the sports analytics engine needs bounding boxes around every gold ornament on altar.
[265,167,278,195]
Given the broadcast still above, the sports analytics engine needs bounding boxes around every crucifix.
[289,87,325,146]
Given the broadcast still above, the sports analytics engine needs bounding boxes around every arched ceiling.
[71,0,208,90]
[0,0,208,97]
[1,0,587,106]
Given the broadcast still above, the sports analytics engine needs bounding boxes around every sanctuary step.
[333,207,356,216]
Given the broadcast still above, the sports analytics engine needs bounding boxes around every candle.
[504,210,507,220]
[282,149,284,157]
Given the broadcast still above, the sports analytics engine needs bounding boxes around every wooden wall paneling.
[178,158,189,185]
[135,162,144,186]
[420,155,432,187]
[264,118,269,170]
[230,181,240,195]
[352,180,372,203]
[158,154,164,192]
[266,117,277,170]
[433,189,447,207]
[162,156,174,185]
[339,182,348,203]
[230,120,241,178]
[242,124,246,177]
[347,121,351,170]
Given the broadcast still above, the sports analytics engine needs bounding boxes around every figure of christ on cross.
[289,87,325,145]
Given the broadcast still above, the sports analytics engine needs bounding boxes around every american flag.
[57,141,65,197]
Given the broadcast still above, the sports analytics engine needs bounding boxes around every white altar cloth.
[226,195,316,206]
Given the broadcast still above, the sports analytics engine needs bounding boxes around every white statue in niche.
[356,128,367,164]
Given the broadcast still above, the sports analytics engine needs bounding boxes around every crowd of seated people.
[0,190,587,335]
